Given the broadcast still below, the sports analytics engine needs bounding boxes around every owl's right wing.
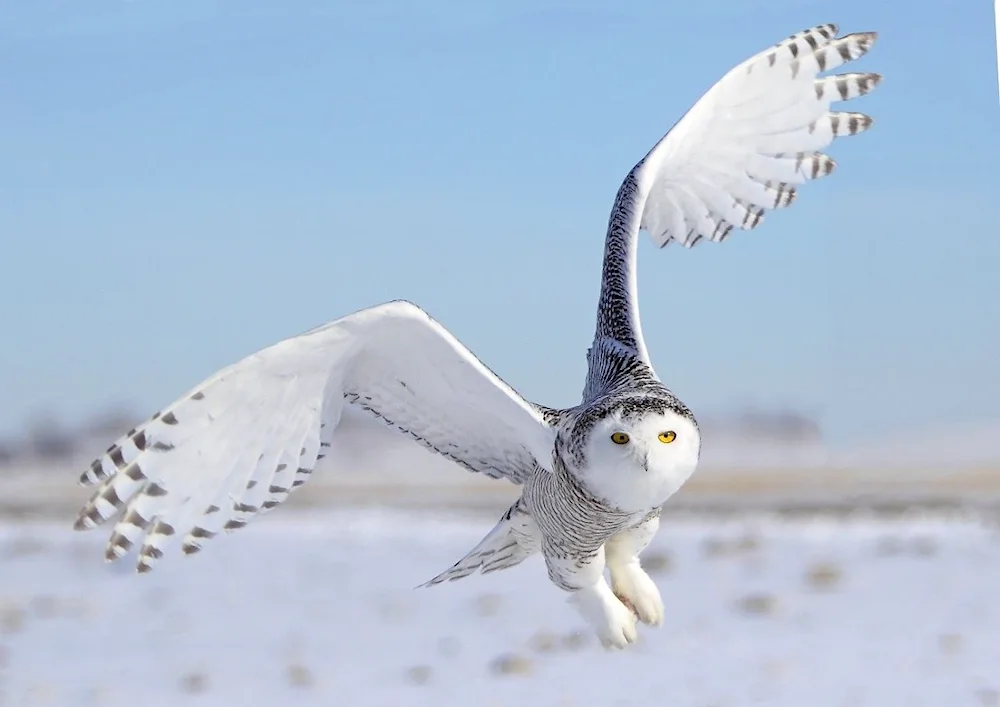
[585,24,879,400]
[73,300,557,571]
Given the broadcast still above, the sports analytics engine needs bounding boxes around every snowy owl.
[74,24,879,648]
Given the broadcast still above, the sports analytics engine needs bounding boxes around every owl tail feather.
[417,498,538,588]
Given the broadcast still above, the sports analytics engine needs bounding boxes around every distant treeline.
[0,405,822,469]
[0,408,141,467]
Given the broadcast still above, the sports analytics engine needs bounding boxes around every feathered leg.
[544,543,639,650]
[605,510,663,627]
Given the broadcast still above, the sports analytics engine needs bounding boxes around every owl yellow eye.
[658,431,677,444]
[610,432,630,445]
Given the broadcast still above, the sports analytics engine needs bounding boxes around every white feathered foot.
[570,579,639,650]
[608,561,664,627]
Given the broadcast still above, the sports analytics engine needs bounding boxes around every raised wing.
[73,300,557,571]
[585,24,879,401]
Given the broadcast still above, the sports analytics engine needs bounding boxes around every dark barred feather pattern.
[75,376,331,571]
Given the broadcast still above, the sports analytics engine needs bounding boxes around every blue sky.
[0,0,996,447]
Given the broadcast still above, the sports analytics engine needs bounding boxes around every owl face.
[561,397,701,513]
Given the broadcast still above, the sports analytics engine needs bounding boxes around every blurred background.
[1,1,998,706]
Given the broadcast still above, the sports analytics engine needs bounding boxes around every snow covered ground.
[1,509,999,707]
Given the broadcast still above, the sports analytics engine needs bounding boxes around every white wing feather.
[636,24,879,248]
[74,300,555,571]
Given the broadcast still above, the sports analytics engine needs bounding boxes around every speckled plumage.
[73,23,881,649]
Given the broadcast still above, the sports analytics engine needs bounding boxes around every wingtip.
[850,30,878,49]
[135,544,163,574]
[73,510,98,531]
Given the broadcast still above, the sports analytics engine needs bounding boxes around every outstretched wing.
[73,300,556,571]
[585,24,879,401]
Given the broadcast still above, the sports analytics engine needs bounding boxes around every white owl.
[75,24,879,648]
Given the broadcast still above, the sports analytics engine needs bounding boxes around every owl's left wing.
[73,300,557,571]
[585,24,879,400]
